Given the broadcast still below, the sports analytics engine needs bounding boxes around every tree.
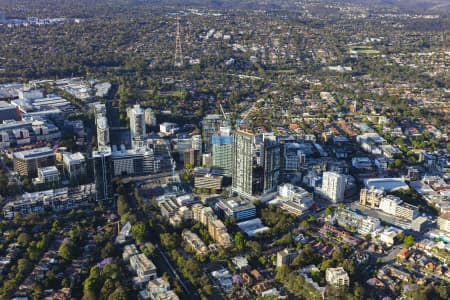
[59,240,77,261]
[117,195,129,216]
[324,207,333,216]
[101,242,117,258]
[247,240,262,258]
[17,232,32,245]
[393,159,402,168]
[160,233,178,250]
[403,235,415,248]
[108,286,127,300]
[132,221,148,244]
[234,232,245,250]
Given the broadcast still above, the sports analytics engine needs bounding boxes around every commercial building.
[194,173,223,191]
[3,184,95,219]
[216,197,256,221]
[326,267,349,287]
[352,157,373,169]
[111,145,155,177]
[33,166,60,186]
[0,101,19,122]
[201,114,222,154]
[321,171,346,203]
[0,117,61,149]
[273,183,314,216]
[92,146,113,202]
[13,90,73,114]
[276,248,298,267]
[262,137,281,193]
[159,122,178,134]
[211,128,233,176]
[364,178,409,193]
[0,119,54,149]
[379,195,419,221]
[184,149,201,168]
[13,147,55,177]
[62,152,86,180]
[236,218,270,237]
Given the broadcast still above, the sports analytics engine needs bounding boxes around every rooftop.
[13,147,54,160]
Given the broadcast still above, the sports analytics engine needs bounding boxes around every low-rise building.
[216,197,256,221]
[3,184,95,219]
[130,253,157,282]
[359,187,384,208]
[276,248,298,267]
[123,244,139,262]
[326,267,349,287]
[140,277,180,300]
[209,219,233,248]
[62,152,86,180]
[159,122,178,134]
[379,195,419,221]
[181,230,208,255]
[437,213,450,233]
[13,146,55,177]
[33,166,59,186]
[333,208,381,235]
[194,173,223,190]
[378,226,403,246]
[273,183,314,216]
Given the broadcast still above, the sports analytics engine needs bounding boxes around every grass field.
[349,46,380,55]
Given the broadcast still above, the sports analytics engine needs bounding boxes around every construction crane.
[219,100,230,126]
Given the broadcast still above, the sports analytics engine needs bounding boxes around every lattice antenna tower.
[174,16,183,67]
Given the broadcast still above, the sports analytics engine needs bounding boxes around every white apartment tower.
[322,171,346,203]
[96,116,110,148]
[128,104,146,141]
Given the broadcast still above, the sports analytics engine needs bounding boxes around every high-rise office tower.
[262,137,281,193]
[232,130,255,198]
[212,126,233,176]
[128,104,146,142]
[92,146,113,202]
[201,114,222,154]
[322,171,346,203]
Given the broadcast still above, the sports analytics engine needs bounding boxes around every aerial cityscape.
[0,0,448,299]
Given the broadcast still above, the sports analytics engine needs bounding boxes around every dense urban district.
[0,0,448,299]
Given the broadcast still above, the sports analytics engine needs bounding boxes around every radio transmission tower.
[174,16,183,67]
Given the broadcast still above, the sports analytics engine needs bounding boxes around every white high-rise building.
[144,108,157,126]
[128,104,146,141]
[321,171,346,203]
[192,134,202,152]
[96,116,110,147]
